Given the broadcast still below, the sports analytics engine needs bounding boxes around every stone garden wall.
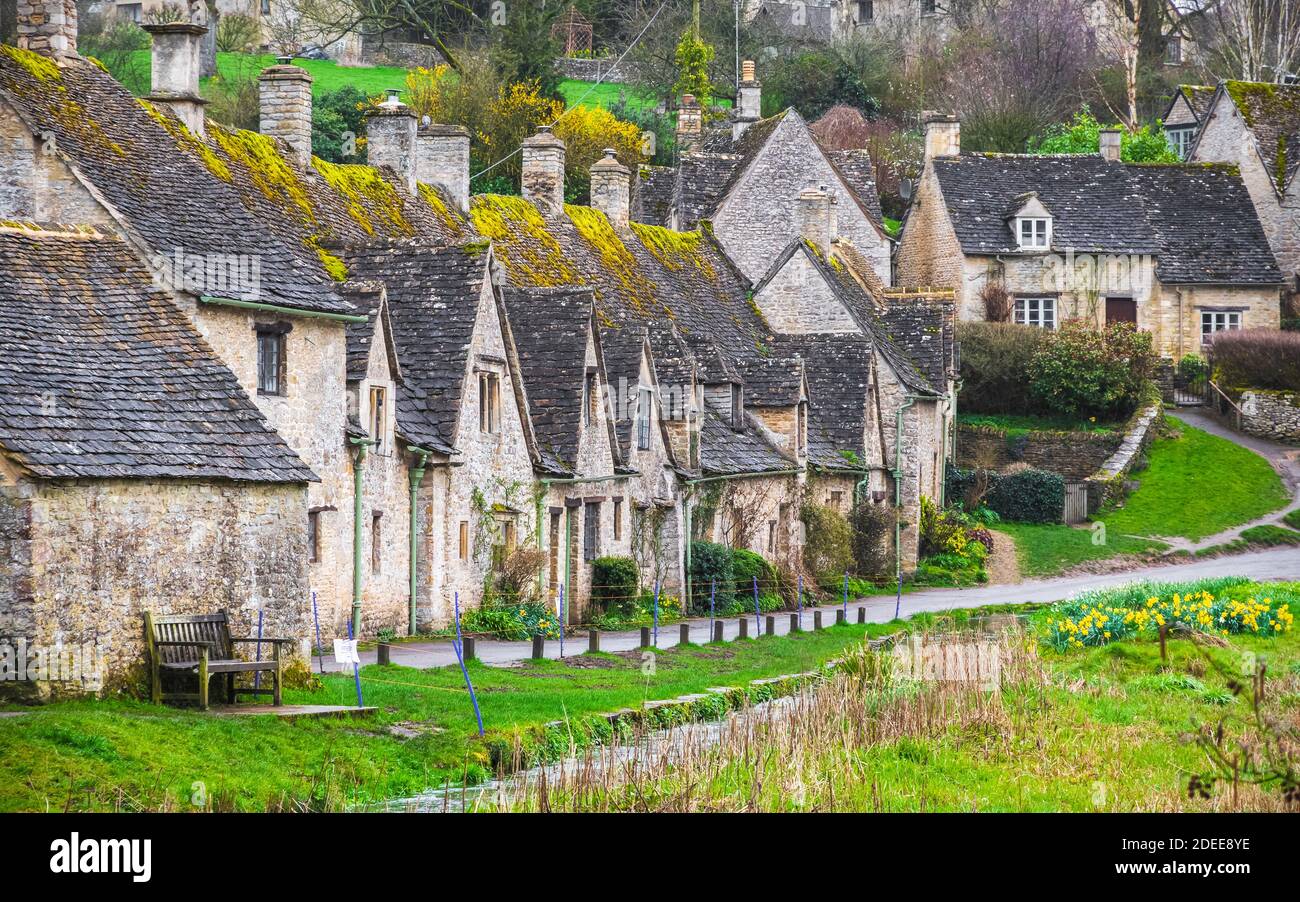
[554,56,641,84]
[1084,404,1163,513]
[1239,390,1300,443]
[957,426,1122,481]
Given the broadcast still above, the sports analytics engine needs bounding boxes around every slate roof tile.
[1222,81,1300,193]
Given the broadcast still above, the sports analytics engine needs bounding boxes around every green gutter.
[200,295,369,323]
[350,437,372,636]
[408,447,432,636]
[682,468,802,611]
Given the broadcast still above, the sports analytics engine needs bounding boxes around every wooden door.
[1105,297,1137,325]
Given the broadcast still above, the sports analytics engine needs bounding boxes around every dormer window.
[637,387,653,450]
[368,385,386,452]
[796,401,807,456]
[1017,217,1050,250]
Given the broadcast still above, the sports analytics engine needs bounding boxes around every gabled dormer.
[737,357,810,463]
[1008,192,1052,251]
[344,283,404,455]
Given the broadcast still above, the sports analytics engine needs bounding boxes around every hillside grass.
[992,522,1168,577]
[957,412,1119,435]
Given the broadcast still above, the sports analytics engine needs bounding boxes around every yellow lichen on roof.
[305,236,349,281]
[1,45,61,82]
[630,222,716,281]
[140,100,231,182]
[208,121,313,222]
[566,204,663,316]
[417,183,468,240]
[470,194,579,287]
[315,159,415,238]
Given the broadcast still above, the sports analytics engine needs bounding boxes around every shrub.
[1046,589,1294,650]
[731,548,776,598]
[1210,328,1300,393]
[801,503,854,586]
[689,541,734,614]
[956,321,1047,413]
[850,501,893,579]
[1029,109,1179,163]
[1027,321,1156,419]
[590,556,640,616]
[948,466,1064,524]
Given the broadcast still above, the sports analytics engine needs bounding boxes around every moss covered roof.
[1223,81,1300,193]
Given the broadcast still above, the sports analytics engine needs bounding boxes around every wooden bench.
[144,611,294,710]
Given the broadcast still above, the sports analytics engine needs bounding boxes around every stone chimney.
[16,0,77,58]
[1099,128,1123,163]
[922,112,961,162]
[416,123,471,213]
[733,60,762,141]
[366,90,418,194]
[521,125,566,213]
[143,22,209,136]
[259,58,314,170]
[590,148,631,229]
[676,94,702,155]
[799,187,837,255]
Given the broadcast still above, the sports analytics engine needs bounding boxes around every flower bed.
[1046,590,1294,650]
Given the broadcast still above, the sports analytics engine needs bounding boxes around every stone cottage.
[0,223,315,699]
[896,115,1284,358]
[632,61,893,285]
[1185,81,1300,301]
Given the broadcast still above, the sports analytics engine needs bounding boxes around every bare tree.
[1199,0,1300,82]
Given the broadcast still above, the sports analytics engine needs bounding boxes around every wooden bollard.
[790,613,801,633]
[640,626,652,648]
[462,637,476,660]
[814,611,823,630]
[836,610,846,625]
[588,630,600,653]
[531,635,544,659]
[738,617,749,639]
[763,615,774,636]
[857,607,867,624]
[680,623,691,645]
[712,621,724,643]
[377,643,391,666]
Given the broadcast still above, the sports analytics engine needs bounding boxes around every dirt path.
[986,529,1022,585]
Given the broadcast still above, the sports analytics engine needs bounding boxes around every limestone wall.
[0,98,118,228]
[957,426,1122,480]
[0,476,309,698]
[1240,390,1300,443]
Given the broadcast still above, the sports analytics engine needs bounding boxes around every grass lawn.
[957,412,1118,435]
[1099,415,1289,541]
[0,622,891,812]
[507,578,1300,812]
[993,522,1168,577]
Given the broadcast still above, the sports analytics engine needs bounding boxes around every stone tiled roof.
[1124,163,1284,285]
[699,403,792,476]
[737,357,805,407]
[751,0,837,43]
[877,298,956,392]
[822,147,886,229]
[501,287,597,475]
[0,226,314,482]
[672,153,743,228]
[1222,81,1300,194]
[0,50,350,316]
[597,324,651,459]
[931,153,1160,256]
[631,165,677,228]
[1168,84,1217,124]
[775,332,873,470]
[341,242,492,455]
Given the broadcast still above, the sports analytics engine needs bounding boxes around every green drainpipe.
[408,447,432,636]
[350,437,372,638]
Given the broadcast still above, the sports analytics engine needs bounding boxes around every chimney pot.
[521,125,567,212]
[1099,128,1123,162]
[259,60,314,170]
[417,123,472,213]
[143,22,209,136]
[366,96,419,194]
[590,148,631,229]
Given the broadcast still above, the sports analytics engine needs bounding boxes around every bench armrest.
[153,640,217,648]
[229,637,296,645]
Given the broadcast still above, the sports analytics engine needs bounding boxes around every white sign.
[333,639,360,665]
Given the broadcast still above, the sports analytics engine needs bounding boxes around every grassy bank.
[957,412,1118,435]
[494,578,1300,812]
[992,522,1167,577]
[0,623,885,812]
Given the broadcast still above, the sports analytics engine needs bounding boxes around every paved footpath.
[323,546,1300,673]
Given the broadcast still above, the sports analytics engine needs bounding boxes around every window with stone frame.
[921,0,937,13]
[583,501,601,561]
[369,385,386,452]
[492,517,517,570]
[1016,217,1051,250]
[797,401,808,455]
[829,490,844,510]
[307,510,321,563]
[1201,310,1242,340]
[371,512,383,574]
[1014,297,1057,329]
[857,0,873,22]
[1164,35,1183,65]
[255,326,287,395]
[479,371,501,433]
[767,520,777,554]
[1166,126,1194,160]
[613,498,623,541]
[637,387,653,450]
[458,521,469,560]
[584,370,599,426]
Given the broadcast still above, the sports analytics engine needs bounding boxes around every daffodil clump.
[1046,590,1294,650]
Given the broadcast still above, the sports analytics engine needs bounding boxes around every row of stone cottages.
[0,10,954,694]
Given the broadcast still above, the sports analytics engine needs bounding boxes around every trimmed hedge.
[731,547,777,597]
[689,542,735,613]
[591,556,640,615]
[947,465,1065,524]
[1211,328,1300,393]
